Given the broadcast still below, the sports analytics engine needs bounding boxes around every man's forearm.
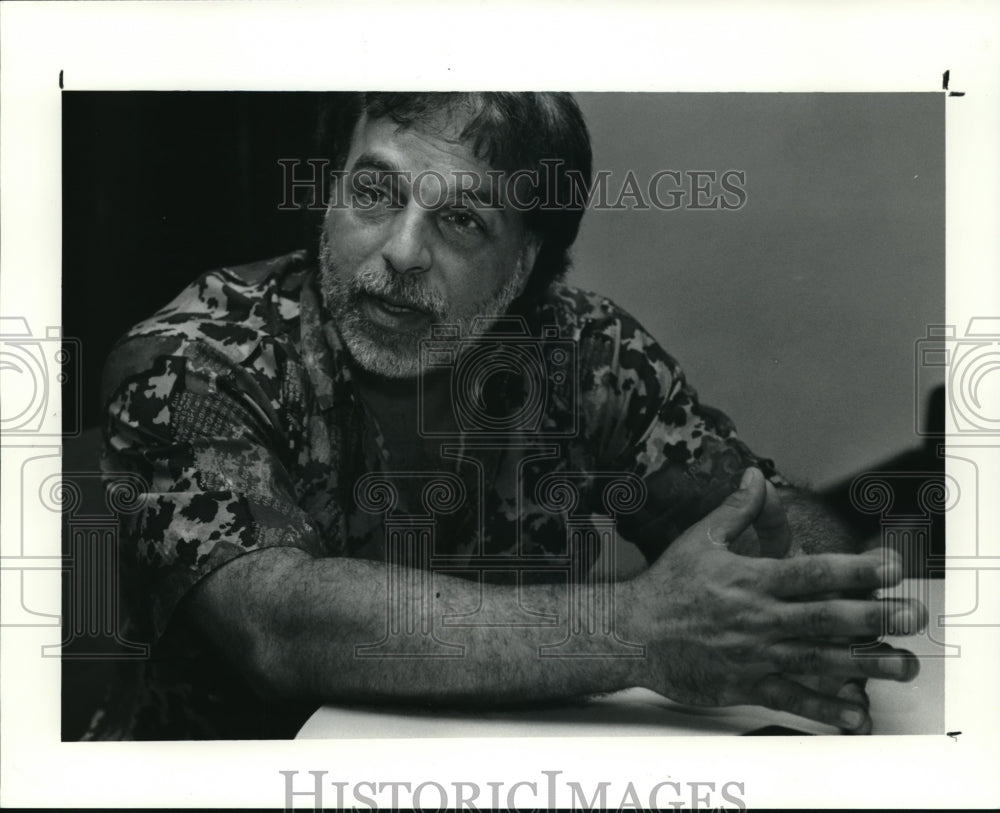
[182,472,920,733]
[187,547,639,705]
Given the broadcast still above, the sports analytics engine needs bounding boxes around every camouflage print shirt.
[87,249,782,740]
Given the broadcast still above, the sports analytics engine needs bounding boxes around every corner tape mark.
[59,70,63,90]
[947,731,962,740]
[942,69,965,97]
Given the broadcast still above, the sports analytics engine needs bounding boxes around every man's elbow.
[243,632,309,703]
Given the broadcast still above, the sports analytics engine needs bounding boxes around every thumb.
[754,478,793,559]
[676,466,767,552]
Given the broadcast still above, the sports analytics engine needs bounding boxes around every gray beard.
[318,234,528,379]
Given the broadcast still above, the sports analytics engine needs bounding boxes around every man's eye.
[355,182,387,206]
[442,210,483,233]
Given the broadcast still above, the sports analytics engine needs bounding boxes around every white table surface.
[297,579,944,739]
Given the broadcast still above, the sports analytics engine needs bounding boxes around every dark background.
[63,91,338,428]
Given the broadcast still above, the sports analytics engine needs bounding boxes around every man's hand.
[731,473,793,559]
[620,467,925,733]
[729,474,874,732]
[186,467,919,728]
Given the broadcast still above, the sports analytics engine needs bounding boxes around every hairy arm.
[184,546,636,706]
[182,470,922,731]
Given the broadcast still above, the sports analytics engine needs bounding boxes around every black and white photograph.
[1,2,998,809]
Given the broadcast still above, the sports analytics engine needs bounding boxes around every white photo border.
[1,1,998,808]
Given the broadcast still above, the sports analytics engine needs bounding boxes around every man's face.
[319,110,540,378]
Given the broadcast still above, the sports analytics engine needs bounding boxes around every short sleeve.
[102,331,324,644]
[576,304,786,564]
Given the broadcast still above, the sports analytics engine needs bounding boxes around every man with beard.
[90,92,924,740]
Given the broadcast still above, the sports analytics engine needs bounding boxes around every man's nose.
[381,205,432,275]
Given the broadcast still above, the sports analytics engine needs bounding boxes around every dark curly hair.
[312,92,593,300]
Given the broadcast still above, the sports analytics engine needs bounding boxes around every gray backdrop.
[571,93,943,489]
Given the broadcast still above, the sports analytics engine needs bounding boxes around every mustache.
[349,266,446,317]
[319,230,446,316]
[319,231,444,318]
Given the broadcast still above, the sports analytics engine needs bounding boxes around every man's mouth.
[376,294,427,313]
[360,292,434,330]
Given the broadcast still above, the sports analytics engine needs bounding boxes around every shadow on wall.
[819,385,947,576]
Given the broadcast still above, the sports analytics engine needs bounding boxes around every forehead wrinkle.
[352,112,494,175]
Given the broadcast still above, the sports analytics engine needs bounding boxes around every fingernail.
[837,682,869,707]
[876,559,901,585]
[880,657,908,678]
[840,708,864,729]
[740,468,758,489]
[890,608,913,635]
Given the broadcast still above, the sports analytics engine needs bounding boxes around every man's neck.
[352,364,458,438]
